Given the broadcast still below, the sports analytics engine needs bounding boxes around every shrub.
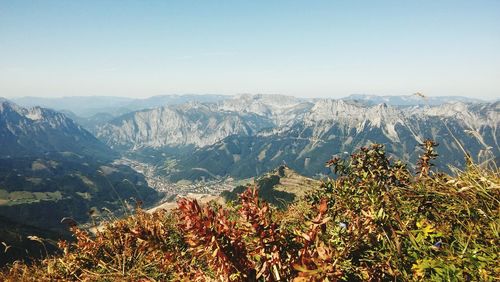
[2,142,498,281]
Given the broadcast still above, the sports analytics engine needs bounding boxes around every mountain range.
[5,94,498,180]
[12,94,227,118]
[0,93,498,265]
[343,94,487,106]
[12,94,493,131]
[81,94,498,181]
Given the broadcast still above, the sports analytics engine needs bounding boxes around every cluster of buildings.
[114,157,246,199]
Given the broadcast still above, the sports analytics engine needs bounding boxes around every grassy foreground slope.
[1,142,499,281]
[221,166,320,209]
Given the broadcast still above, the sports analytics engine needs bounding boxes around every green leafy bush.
[2,142,498,281]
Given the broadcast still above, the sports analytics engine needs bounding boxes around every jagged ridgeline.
[1,94,498,272]
[1,144,498,281]
[88,95,498,181]
[0,100,159,265]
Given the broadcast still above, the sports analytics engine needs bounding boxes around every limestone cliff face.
[89,94,498,180]
[95,101,275,149]
[93,95,499,157]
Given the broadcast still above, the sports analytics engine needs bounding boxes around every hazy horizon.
[2,92,498,102]
[1,0,499,99]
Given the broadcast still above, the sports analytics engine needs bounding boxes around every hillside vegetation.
[1,142,499,281]
[0,101,160,265]
[221,166,320,209]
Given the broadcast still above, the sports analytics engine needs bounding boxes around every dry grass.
[1,143,498,281]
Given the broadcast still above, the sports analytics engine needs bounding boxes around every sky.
[0,0,499,99]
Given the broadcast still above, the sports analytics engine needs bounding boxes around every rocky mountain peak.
[0,101,114,159]
[92,94,499,153]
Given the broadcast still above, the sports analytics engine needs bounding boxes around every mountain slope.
[221,166,320,209]
[0,100,116,159]
[33,94,497,183]
[167,100,499,181]
[95,101,275,149]
[0,100,159,264]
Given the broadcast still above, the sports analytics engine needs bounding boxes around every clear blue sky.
[1,0,499,99]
